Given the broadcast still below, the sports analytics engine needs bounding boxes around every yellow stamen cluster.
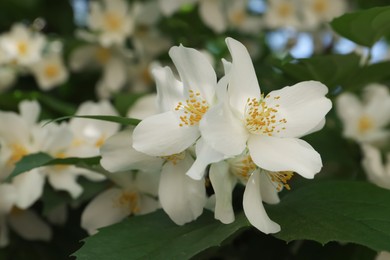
[44,64,60,79]
[231,155,257,181]
[104,13,122,31]
[95,135,106,148]
[357,115,374,134]
[117,191,140,214]
[245,95,287,135]
[17,41,28,56]
[175,90,209,127]
[277,3,293,18]
[8,143,28,166]
[95,47,111,65]
[313,0,328,14]
[161,152,186,165]
[268,171,294,191]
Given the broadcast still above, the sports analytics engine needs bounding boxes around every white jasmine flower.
[87,0,134,47]
[361,145,390,190]
[132,44,218,157]
[225,0,263,34]
[0,23,46,66]
[81,171,160,235]
[0,66,16,92]
[199,38,331,232]
[263,0,301,30]
[158,0,198,17]
[30,53,68,91]
[301,0,347,30]
[336,84,390,144]
[101,94,207,225]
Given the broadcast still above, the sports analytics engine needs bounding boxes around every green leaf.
[344,61,390,90]
[74,181,390,259]
[7,153,101,181]
[331,6,390,47]
[272,54,360,89]
[74,210,249,260]
[113,93,146,116]
[46,115,141,126]
[7,152,53,181]
[267,181,390,251]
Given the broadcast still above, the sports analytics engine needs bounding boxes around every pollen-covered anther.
[268,171,294,191]
[117,192,140,214]
[231,155,257,181]
[175,90,209,127]
[161,152,186,165]
[245,95,287,135]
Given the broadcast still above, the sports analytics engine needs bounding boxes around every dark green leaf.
[75,181,390,259]
[114,93,146,116]
[267,181,390,251]
[74,210,249,260]
[331,6,390,47]
[344,61,390,90]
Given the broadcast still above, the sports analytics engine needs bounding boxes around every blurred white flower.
[81,171,160,235]
[361,145,390,190]
[69,100,120,157]
[377,251,390,260]
[0,23,46,66]
[264,0,301,30]
[301,0,347,30]
[225,0,263,34]
[0,66,17,92]
[87,0,134,47]
[336,84,390,144]
[30,53,68,91]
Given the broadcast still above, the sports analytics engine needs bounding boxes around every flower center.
[95,134,106,148]
[358,115,374,134]
[44,64,60,79]
[161,152,186,165]
[230,10,246,25]
[313,0,328,14]
[17,41,28,56]
[175,90,209,127]
[230,155,257,182]
[245,95,287,135]
[267,171,294,191]
[8,143,28,166]
[277,3,293,18]
[117,191,140,214]
[95,47,111,65]
[104,13,122,31]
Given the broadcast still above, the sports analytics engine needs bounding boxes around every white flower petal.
[225,37,261,112]
[336,92,362,126]
[19,100,40,126]
[266,81,332,138]
[13,170,45,209]
[0,184,17,214]
[135,170,160,197]
[243,172,281,234]
[137,195,160,215]
[159,155,206,225]
[152,65,184,113]
[248,135,322,179]
[81,188,129,235]
[100,130,163,173]
[102,57,127,92]
[199,0,226,33]
[8,209,52,241]
[259,171,280,204]
[133,111,199,156]
[169,45,217,103]
[47,167,83,199]
[200,101,248,157]
[209,162,236,224]
[186,138,226,180]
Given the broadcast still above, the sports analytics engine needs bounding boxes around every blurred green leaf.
[344,61,390,90]
[7,153,101,181]
[272,54,360,89]
[48,115,141,126]
[113,93,146,116]
[331,6,390,47]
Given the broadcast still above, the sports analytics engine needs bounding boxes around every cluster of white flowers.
[94,37,332,234]
[0,99,120,246]
[159,0,347,33]
[0,23,68,91]
[70,0,171,99]
[336,84,390,190]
